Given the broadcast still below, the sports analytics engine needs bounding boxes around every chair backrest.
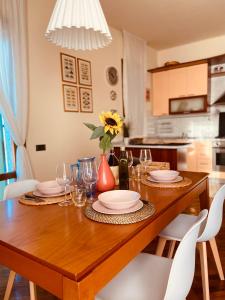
[3,179,40,200]
[164,209,208,300]
[198,184,225,242]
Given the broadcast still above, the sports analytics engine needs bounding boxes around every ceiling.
[100,0,225,50]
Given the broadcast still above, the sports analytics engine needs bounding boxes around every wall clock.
[106,66,118,85]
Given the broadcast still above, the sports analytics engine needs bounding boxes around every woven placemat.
[84,200,155,224]
[19,193,67,206]
[141,176,192,188]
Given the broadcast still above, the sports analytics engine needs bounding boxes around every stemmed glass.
[82,159,98,204]
[139,149,152,175]
[126,150,133,178]
[139,149,152,165]
[56,162,73,206]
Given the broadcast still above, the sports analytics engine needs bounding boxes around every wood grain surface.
[0,171,209,299]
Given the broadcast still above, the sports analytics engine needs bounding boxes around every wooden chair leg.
[156,237,167,256]
[3,270,16,300]
[29,281,37,300]
[198,242,210,300]
[209,238,225,280]
[167,240,176,258]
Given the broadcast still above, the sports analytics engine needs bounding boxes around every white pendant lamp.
[45,0,112,50]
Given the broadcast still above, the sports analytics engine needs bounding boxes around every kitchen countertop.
[113,139,191,149]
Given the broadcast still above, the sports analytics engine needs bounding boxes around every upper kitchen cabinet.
[150,61,208,116]
[152,71,169,116]
[169,63,208,98]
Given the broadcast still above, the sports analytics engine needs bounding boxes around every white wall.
[27,0,124,180]
[157,34,225,66]
[26,0,157,181]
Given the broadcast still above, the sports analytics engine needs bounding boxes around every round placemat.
[84,200,155,224]
[141,176,192,188]
[19,194,66,206]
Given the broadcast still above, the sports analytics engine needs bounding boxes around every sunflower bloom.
[99,111,123,135]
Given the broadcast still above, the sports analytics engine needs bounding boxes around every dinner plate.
[92,200,143,215]
[146,175,183,183]
[33,190,70,198]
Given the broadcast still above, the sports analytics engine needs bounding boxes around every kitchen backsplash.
[145,113,219,138]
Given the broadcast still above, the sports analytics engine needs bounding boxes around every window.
[0,114,16,199]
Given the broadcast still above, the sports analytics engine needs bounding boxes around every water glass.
[56,162,73,206]
[72,186,86,207]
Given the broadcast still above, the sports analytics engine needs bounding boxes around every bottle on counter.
[108,149,119,185]
[119,146,129,190]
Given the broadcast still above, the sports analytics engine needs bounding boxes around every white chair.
[156,184,225,300]
[3,179,39,300]
[96,210,208,300]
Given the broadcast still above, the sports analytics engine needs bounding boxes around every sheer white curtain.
[123,31,147,137]
[0,0,33,179]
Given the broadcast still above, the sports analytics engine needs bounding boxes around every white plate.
[33,190,69,198]
[92,200,143,215]
[147,175,183,183]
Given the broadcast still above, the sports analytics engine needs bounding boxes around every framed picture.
[78,58,92,86]
[79,87,93,113]
[62,84,79,112]
[60,53,77,84]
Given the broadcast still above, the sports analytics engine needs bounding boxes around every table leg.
[199,178,210,210]
[63,277,94,300]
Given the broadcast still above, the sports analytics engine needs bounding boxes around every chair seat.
[96,253,172,300]
[159,214,198,241]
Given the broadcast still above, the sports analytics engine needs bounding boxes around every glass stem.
[64,185,67,202]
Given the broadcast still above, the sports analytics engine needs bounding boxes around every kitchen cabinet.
[187,140,212,173]
[151,62,208,116]
[114,146,179,170]
[169,64,208,98]
[152,71,169,116]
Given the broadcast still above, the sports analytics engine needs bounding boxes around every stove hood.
[211,91,225,106]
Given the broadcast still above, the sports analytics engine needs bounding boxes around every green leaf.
[90,126,104,139]
[99,134,112,153]
[83,123,97,131]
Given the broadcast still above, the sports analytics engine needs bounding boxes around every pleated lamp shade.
[45,0,112,50]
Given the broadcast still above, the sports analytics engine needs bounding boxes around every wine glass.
[139,149,152,165]
[126,150,133,167]
[126,150,133,178]
[56,162,73,206]
[139,149,152,175]
[82,159,98,204]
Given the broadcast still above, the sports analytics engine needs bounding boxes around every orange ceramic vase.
[96,154,115,192]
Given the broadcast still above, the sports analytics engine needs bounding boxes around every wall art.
[60,53,77,84]
[79,87,93,113]
[62,84,79,112]
[78,59,92,86]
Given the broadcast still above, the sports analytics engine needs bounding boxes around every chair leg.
[156,237,167,256]
[29,281,37,300]
[3,270,16,300]
[209,238,225,280]
[198,242,210,300]
[167,240,176,258]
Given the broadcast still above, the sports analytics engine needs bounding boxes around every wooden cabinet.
[187,140,212,173]
[151,63,208,116]
[152,71,169,116]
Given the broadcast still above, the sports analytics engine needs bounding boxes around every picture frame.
[60,53,77,84]
[62,84,79,112]
[78,58,92,86]
[79,87,93,113]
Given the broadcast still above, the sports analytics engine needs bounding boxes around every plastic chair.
[156,184,225,300]
[96,210,208,300]
[3,179,39,300]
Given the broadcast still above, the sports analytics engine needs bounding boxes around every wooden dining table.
[0,171,209,300]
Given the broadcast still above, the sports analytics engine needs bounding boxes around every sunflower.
[99,111,123,135]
